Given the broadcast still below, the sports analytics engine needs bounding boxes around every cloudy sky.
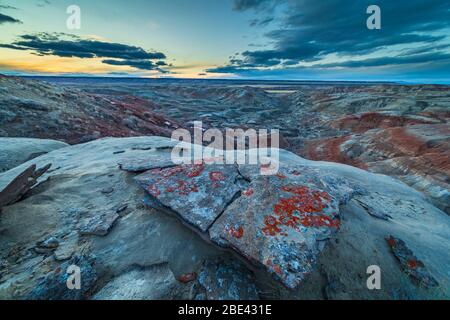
[0,0,449,82]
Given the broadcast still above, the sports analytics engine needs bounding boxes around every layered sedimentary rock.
[0,75,181,144]
[305,123,450,213]
[2,76,448,213]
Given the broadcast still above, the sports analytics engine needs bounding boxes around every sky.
[0,0,449,82]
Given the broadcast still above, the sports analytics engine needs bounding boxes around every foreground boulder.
[209,166,360,289]
[0,137,449,299]
[133,158,362,289]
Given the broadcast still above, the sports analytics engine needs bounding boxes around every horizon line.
[2,73,449,86]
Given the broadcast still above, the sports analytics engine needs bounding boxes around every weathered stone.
[210,166,359,289]
[40,236,60,249]
[93,264,180,300]
[354,198,392,220]
[177,272,197,283]
[26,255,97,300]
[1,136,449,300]
[0,164,51,208]
[135,164,241,232]
[119,155,176,173]
[386,236,439,288]
[101,187,114,195]
[115,204,128,214]
[197,258,259,300]
[54,232,79,261]
[35,236,59,254]
[79,210,119,236]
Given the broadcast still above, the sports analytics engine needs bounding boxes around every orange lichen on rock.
[145,164,207,196]
[209,171,226,188]
[165,180,199,195]
[407,259,418,270]
[386,237,397,248]
[242,188,254,196]
[228,225,244,238]
[265,259,283,275]
[263,185,338,236]
[177,272,197,283]
[262,215,282,236]
[184,163,205,178]
[146,182,161,197]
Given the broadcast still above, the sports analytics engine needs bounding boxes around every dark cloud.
[210,0,450,75]
[0,12,22,24]
[102,59,156,71]
[0,33,169,72]
[0,5,18,10]
[233,0,272,11]
[249,17,273,27]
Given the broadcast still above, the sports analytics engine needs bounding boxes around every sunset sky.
[0,0,449,82]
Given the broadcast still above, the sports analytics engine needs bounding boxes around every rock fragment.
[177,272,197,284]
[135,164,241,232]
[197,258,259,300]
[0,164,51,208]
[26,255,97,300]
[386,236,439,288]
[209,167,349,289]
[93,264,180,300]
[101,187,114,195]
[355,198,392,220]
[54,232,79,261]
[79,211,119,236]
[35,236,59,254]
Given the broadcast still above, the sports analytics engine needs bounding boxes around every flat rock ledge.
[130,159,363,289]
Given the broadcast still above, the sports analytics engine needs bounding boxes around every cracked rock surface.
[135,164,242,232]
[0,137,449,299]
[209,167,358,289]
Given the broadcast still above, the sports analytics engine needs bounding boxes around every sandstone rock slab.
[210,166,357,289]
[135,164,241,232]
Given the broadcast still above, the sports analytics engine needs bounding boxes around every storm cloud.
[0,32,168,71]
[210,0,450,75]
[0,12,22,24]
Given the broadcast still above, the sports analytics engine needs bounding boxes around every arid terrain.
[2,75,449,212]
[0,75,449,300]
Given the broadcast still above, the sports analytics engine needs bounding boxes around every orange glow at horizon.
[0,49,225,78]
